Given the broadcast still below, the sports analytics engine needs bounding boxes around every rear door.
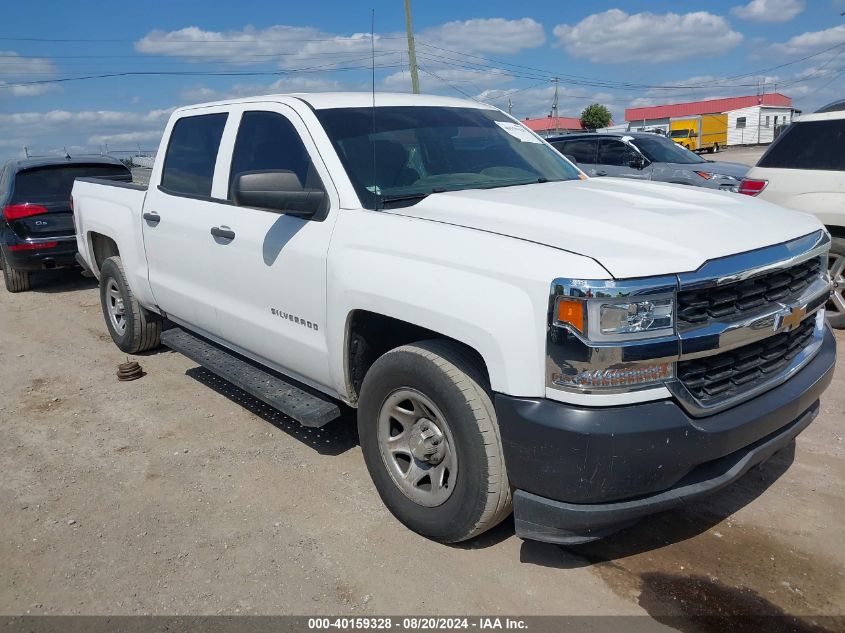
[142,111,229,338]
[7,164,130,240]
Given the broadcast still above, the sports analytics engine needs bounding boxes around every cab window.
[598,139,637,167]
[228,111,322,201]
[161,113,228,197]
[556,139,597,164]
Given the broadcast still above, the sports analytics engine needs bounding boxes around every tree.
[580,103,612,130]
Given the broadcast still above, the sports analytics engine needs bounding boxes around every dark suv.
[0,156,131,292]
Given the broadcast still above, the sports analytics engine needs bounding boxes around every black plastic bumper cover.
[496,327,836,545]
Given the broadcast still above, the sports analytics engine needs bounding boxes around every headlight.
[547,278,678,394]
[694,171,738,181]
[554,294,675,342]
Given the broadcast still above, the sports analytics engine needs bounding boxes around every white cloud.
[87,130,164,145]
[0,108,174,159]
[0,51,61,98]
[383,67,512,92]
[553,10,743,64]
[136,18,543,71]
[771,24,845,55]
[731,0,805,22]
[421,18,544,54]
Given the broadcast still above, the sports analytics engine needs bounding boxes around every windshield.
[668,129,691,138]
[630,135,705,164]
[315,106,581,208]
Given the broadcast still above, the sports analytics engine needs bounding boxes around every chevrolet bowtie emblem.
[775,305,807,332]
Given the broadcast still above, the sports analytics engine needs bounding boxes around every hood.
[693,160,750,178]
[387,178,821,279]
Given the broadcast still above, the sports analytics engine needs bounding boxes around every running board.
[160,327,341,428]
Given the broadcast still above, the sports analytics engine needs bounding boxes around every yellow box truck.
[669,114,728,153]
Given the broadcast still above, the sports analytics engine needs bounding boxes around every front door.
[209,105,339,391]
[597,138,651,179]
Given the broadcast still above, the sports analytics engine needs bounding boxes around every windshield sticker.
[621,135,634,143]
[495,121,543,143]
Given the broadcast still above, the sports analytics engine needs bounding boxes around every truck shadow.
[26,269,97,293]
[185,366,359,456]
[517,441,796,568]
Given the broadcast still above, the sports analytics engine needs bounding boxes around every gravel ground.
[0,268,843,627]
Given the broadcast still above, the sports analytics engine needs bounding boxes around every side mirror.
[232,170,325,218]
[629,154,646,170]
[563,154,578,165]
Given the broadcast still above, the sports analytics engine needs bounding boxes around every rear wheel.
[357,340,511,543]
[828,237,845,329]
[99,255,161,352]
[1,249,31,293]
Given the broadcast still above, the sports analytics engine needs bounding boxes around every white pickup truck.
[72,93,836,545]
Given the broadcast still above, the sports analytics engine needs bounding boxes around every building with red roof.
[625,93,797,146]
[522,115,585,136]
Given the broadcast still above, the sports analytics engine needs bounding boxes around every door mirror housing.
[629,153,647,170]
[232,170,325,218]
[563,154,578,165]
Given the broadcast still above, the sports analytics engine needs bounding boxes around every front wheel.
[827,237,845,329]
[99,256,162,353]
[357,340,512,543]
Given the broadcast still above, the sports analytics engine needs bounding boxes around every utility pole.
[507,96,513,116]
[404,0,420,94]
[552,77,560,135]
[23,146,29,158]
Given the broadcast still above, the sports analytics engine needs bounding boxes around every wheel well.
[345,310,489,403]
[89,233,119,274]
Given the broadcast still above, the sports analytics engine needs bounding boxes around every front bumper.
[496,325,836,545]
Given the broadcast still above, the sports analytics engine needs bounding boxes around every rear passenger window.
[758,120,845,171]
[558,139,597,164]
[161,113,227,197]
[228,111,321,200]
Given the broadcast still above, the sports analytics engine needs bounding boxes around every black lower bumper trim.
[497,326,836,545]
[513,402,817,544]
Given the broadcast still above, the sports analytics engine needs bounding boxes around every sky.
[1,0,843,160]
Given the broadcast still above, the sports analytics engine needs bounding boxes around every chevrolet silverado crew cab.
[71,93,836,545]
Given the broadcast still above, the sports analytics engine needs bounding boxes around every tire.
[1,249,31,293]
[99,255,161,353]
[357,340,512,543]
[827,236,845,329]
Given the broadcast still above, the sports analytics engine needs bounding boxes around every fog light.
[552,361,674,390]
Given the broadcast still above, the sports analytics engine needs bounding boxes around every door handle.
[143,212,160,224]
[210,226,236,241]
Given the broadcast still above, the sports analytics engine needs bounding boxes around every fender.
[325,207,609,399]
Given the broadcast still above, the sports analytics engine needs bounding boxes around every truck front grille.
[677,317,816,405]
[677,257,822,327]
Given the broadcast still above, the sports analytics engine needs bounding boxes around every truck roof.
[2,154,126,173]
[176,91,498,114]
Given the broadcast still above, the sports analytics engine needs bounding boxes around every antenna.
[371,8,379,210]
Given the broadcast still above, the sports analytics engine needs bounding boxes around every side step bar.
[160,327,341,428]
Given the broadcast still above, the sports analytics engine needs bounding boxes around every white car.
[740,100,845,328]
[71,93,836,546]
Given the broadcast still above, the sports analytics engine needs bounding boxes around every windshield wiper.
[379,188,445,208]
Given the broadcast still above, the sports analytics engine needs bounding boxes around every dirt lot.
[0,268,843,627]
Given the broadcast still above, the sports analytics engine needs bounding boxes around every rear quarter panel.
[72,180,157,309]
[748,166,845,230]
